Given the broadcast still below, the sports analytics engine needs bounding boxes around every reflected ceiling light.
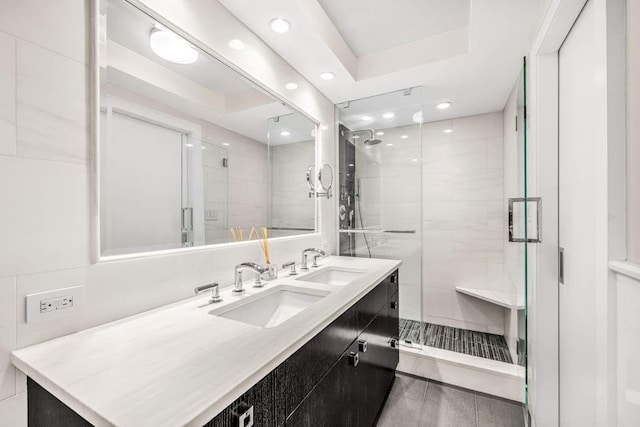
[412,158,419,162]
[185,143,194,147]
[149,27,198,64]
[353,135,360,139]
[319,71,335,80]
[348,163,355,167]
[400,135,409,139]
[228,39,245,50]
[412,112,423,123]
[386,143,394,147]
[280,130,291,136]
[285,82,298,90]
[444,128,453,133]
[382,112,395,119]
[376,131,384,136]
[436,102,452,110]
[361,115,372,121]
[270,18,291,34]
[201,146,207,150]
[321,125,329,130]
[221,142,230,146]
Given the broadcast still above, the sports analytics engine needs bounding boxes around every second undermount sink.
[209,286,328,328]
[297,267,366,286]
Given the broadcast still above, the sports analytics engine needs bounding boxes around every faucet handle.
[312,255,321,268]
[194,283,222,304]
[282,261,297,275]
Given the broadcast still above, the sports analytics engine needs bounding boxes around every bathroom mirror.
[98,0,317,256]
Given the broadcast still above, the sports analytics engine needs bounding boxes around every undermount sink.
[297,267,366,286]
[209,286,328,328]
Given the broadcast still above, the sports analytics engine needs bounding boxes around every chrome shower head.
[363,138,382,146]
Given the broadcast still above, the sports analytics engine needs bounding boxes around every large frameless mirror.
[98,0,317,257]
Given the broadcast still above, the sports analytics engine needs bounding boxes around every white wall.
[421,112,506,334]
[628,0,640,264]
[0,0,336,423]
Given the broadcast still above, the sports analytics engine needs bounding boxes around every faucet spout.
[301,248,327,270]
[233,262,268,293]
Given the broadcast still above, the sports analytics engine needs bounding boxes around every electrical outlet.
[40,295,74,313]
[26,286,82,324]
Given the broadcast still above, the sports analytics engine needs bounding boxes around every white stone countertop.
[11,256,401,427]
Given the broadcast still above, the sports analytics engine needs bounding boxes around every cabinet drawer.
[286,341,360,427]
[284,305,358,416]
[356,281,387,333]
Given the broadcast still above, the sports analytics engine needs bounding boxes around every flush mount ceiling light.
[382,112,395,119]
[280,130,291,136]
[270,18,291,34]
[400,135,409,139]
[149,27,199,64]
[285,82,298,90]
[319,71,335,80]
[412,112,423,123]
[228,39,245,50]
[376,131,384,136]
[436,102,452,110]
[444,128,453,133]
[361,115,372,121]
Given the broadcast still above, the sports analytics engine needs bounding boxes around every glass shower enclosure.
[337,88,423,349]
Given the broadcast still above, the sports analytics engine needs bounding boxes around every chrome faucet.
[233,262,268,293]
[301,248,327,271]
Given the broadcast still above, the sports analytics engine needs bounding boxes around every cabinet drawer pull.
[358,340,368,353]
[348,351,359,367]
[390,301,398,310]
[390,275,397,284]
[389,338,399,349]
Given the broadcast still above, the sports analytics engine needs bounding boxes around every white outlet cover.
[26,286,83,324]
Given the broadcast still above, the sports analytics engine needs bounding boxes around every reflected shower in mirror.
[99,0,317,256]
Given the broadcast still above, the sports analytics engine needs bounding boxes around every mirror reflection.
[99,0,317,256]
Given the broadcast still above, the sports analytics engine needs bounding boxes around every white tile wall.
[0,31,16,156]
[422,113,506,334]
[0,277,16,401]
[16,40,88,164]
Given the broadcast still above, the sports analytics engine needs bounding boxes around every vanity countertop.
[11,256,401,427]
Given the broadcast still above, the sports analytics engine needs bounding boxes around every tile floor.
[399,319,514,364]
[377,374,525,427]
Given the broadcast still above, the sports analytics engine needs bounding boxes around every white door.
[558,1,598,424]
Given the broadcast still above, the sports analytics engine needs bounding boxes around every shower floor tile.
[399,319,513,364]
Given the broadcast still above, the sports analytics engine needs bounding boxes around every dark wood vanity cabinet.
[285,270,400,426]
[27,270,400,427]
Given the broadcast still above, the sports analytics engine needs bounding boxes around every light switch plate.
[26,286,83,324]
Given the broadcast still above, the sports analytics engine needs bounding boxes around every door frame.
[528,0,626,426]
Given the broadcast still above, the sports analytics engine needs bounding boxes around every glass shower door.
[337,88,423,349]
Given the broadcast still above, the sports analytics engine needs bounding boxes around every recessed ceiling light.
[348,163,355,167]
[319,71,335,80]
[221,142,230,146]
[228,39,245,50]
[437,102,452,110]
[400,135,409,139]
[412,112,423,123]
[386,143,394,147]
[444,128,453,133]
[412,158,419,162]
[185,143,194,147]
[280,130,290,136]
[376,131,384,136]
[361,115,372,121]
[149,27,198,64]
[382,112,395,119]
[270,18,291,34]
[285,82,298,90]
[321,125,329,130]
